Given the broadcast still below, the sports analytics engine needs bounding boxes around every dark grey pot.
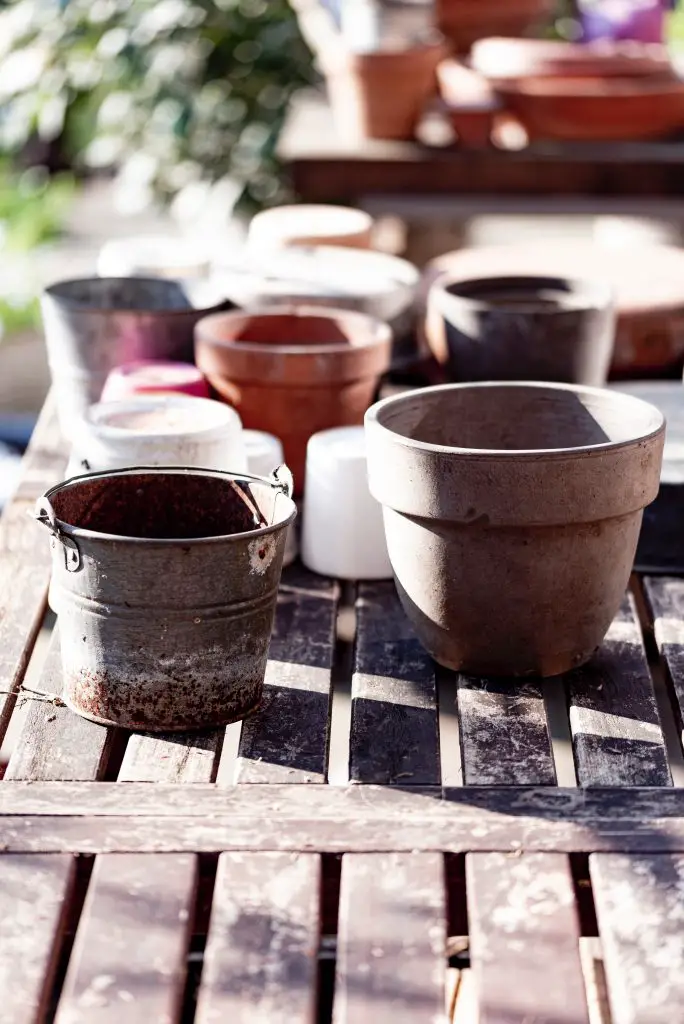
[426,274,615,385]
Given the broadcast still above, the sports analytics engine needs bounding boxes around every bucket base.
[64,695,263,733]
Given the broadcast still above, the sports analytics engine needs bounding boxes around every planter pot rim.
[196,304,392,358]
[498,76,684,99]
[38,466,296,545]
[365,381,664,460]
[431,273,613,314]
[43,277,229,318]
[217,244,419,297]
[84,395,242,445]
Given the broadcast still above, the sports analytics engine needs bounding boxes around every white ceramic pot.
[69,394,247,476]
[97,235,212,279]
[247,205,374,252]
[301,425,392,580]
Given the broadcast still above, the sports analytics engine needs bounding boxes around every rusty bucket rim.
[35,465,297,546]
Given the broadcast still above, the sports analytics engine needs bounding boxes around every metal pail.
[35,465,295,731]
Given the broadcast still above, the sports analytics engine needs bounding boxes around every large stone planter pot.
[365,382,664,677]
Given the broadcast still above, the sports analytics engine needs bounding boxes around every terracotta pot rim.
[44,277,229,318]
[323,35,445,73]
[431,274,613,313]
[196,305,393,357]
[366,381,664,460]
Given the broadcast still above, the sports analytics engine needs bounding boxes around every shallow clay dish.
[471,37,673,81]
[496,74,684,142]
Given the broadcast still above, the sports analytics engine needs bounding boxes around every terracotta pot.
[471,37,673,81]
[323,38,445,141]
[195,306,392,492]
[435,0,553,54]
[215,245,420,370]
[366,382,664,677]
[426,275,615,384]
[421,242,684,379]
[496,75,684,142]
[247,205,373,252]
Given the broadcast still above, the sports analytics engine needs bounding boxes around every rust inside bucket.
[50,472,268,539]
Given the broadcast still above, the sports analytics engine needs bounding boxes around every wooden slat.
[195,852,321,1023]
[56,853,196,1024]
[468,852,589,1024]
[591,854,684,1024]
[6,631,114,781]
[334,852,446,1024]
[230,567,339,783]
[567,594,671,786]
[458,678,556,785]
[1,785,684,854]
[644,576,684,740]
[350,582,440,785]
[118,729,219,784]
[4,781,684,819]
[0,394,67,740]
[0,854,74,1022]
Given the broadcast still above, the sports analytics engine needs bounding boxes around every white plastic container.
[68,394,247,476]
[244,430,285,478]
[301,425,392,579]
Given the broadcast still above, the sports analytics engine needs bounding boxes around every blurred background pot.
[435,0,553,53]
[496,74,684,142]
[41,277,233,438]
[426,275,614,384]
[470,37,673,81]
[322,36,445,140]
[195,306,392,491]
[101,361,210,401]
[247,205,374,252]
[215,245,419,369]
[366,382,664,677]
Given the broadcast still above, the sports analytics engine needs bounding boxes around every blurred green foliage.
[0,0,315,213]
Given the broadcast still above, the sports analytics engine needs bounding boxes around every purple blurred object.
[578,1,665,43]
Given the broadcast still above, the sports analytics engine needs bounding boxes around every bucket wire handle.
[269,464,294,526]
[33,497,82,572]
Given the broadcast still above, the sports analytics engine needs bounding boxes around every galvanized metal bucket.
[34,465,296,732]
[40,277,234,439]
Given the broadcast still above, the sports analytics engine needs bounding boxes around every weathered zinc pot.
[195,305,392,491]
[365,382,664,677]
[35,466,295,731]
[426,275,615,385]
[41,277,233,439]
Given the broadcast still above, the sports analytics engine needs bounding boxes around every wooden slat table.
[3,394,684,1023]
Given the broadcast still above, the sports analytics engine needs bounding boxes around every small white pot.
[247,205,374,253]
[69,394,247,476]
[301,425,392,580]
